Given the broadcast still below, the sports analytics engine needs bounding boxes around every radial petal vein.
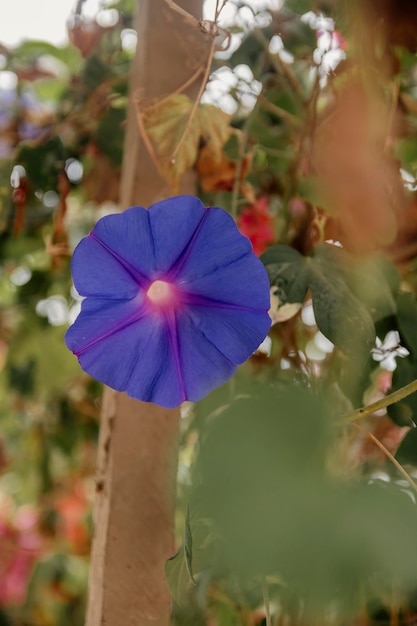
[168,208,210,280]
[73,308,148,357]
[89,232,149,287]
[164,310,187,402]
[180,291,270,314]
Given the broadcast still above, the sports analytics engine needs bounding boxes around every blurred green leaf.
[396,291,417,356]
[17,136,65,191]
[165,547,193,608]
[192,385,417,616]
[396,426,417,466]
[388,358,417,426]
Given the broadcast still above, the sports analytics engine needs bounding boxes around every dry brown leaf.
[141,94,232,191]
[196,143,254,201]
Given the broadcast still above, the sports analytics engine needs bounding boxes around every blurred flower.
[302,11,347,86]
[0,501,41,606]
[314,29,347,77]
[56,484,90,555]
[65,196,271,408]
[237,196,275,256]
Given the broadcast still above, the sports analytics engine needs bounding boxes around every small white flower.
[372,330,409,371]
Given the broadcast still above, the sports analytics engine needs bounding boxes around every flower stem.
[352,421,417,494]
[341,378,417,424]
[171,36,216,163]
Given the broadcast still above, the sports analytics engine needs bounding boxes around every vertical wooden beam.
[85,2,207,625]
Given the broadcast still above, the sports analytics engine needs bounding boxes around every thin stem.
[263,578,273,626]
[258,94,300,128]
[171,36,216,163]
[230,130,246,220]
[214,0,221,19]
[230,101,258,219]
[342,378,417,424]
[144,65,205,113]
[214,0,228,21]
[352,421,417,494]
[164,0,200,28]
[134,99,165,177]
[253,27,303,97]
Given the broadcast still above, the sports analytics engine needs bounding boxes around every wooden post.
[85,2,207,624]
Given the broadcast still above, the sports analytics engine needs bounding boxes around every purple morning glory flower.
[65,196,271,408]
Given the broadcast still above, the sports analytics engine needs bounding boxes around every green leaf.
[17,136,66,191]
[297,176,326,208]
[193,384,417,609]
[309,247,376,357]
[165,547,191,607]
[96,106,125,166]
[396,426,417,466]
[396,291,417,357]
[184,506,196,584]
[81,53,113,92]
[395,136,417,172]
[165,507,198,607]
[261,244,309,305]
[313,246,398,322]
[388,358,417,427]
[11,40,83,74]
[260,243,304,267]
[261,244,376,358]
[344,255,398,322]
[309,266,374,358]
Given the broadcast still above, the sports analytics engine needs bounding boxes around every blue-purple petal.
[172,206,252,281]
[148,196,206,273]
[66,196,273,407]
[91,206,157,280]
[71,235,141,299]
[65,294,147,355]
[180,254,271,310]
[176,311,237,402]
[185,305,271,364]
[69,310,184,408]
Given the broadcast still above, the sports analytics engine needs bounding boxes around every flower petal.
[65,295,147,355]
[71,235,140,299]
[172,206,252,280]
[185,305,271,363]
[180,254,271,310]
[91,206,157,280]
[176,311,237,402]
[148,196,206,273]
[68,306,184,408]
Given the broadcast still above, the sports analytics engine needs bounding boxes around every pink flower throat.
[146,280,175,307]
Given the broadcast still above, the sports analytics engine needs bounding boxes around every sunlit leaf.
[142,94,231,190]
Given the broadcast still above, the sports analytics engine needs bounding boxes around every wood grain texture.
[85,1,207,623]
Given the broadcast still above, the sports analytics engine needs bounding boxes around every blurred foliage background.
[2,0,417,624]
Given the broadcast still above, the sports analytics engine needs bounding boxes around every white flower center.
[147,280,172,305]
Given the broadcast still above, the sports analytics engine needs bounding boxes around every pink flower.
[0,504,41,606]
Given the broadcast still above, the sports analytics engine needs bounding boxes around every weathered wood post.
[85,2,206,624]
